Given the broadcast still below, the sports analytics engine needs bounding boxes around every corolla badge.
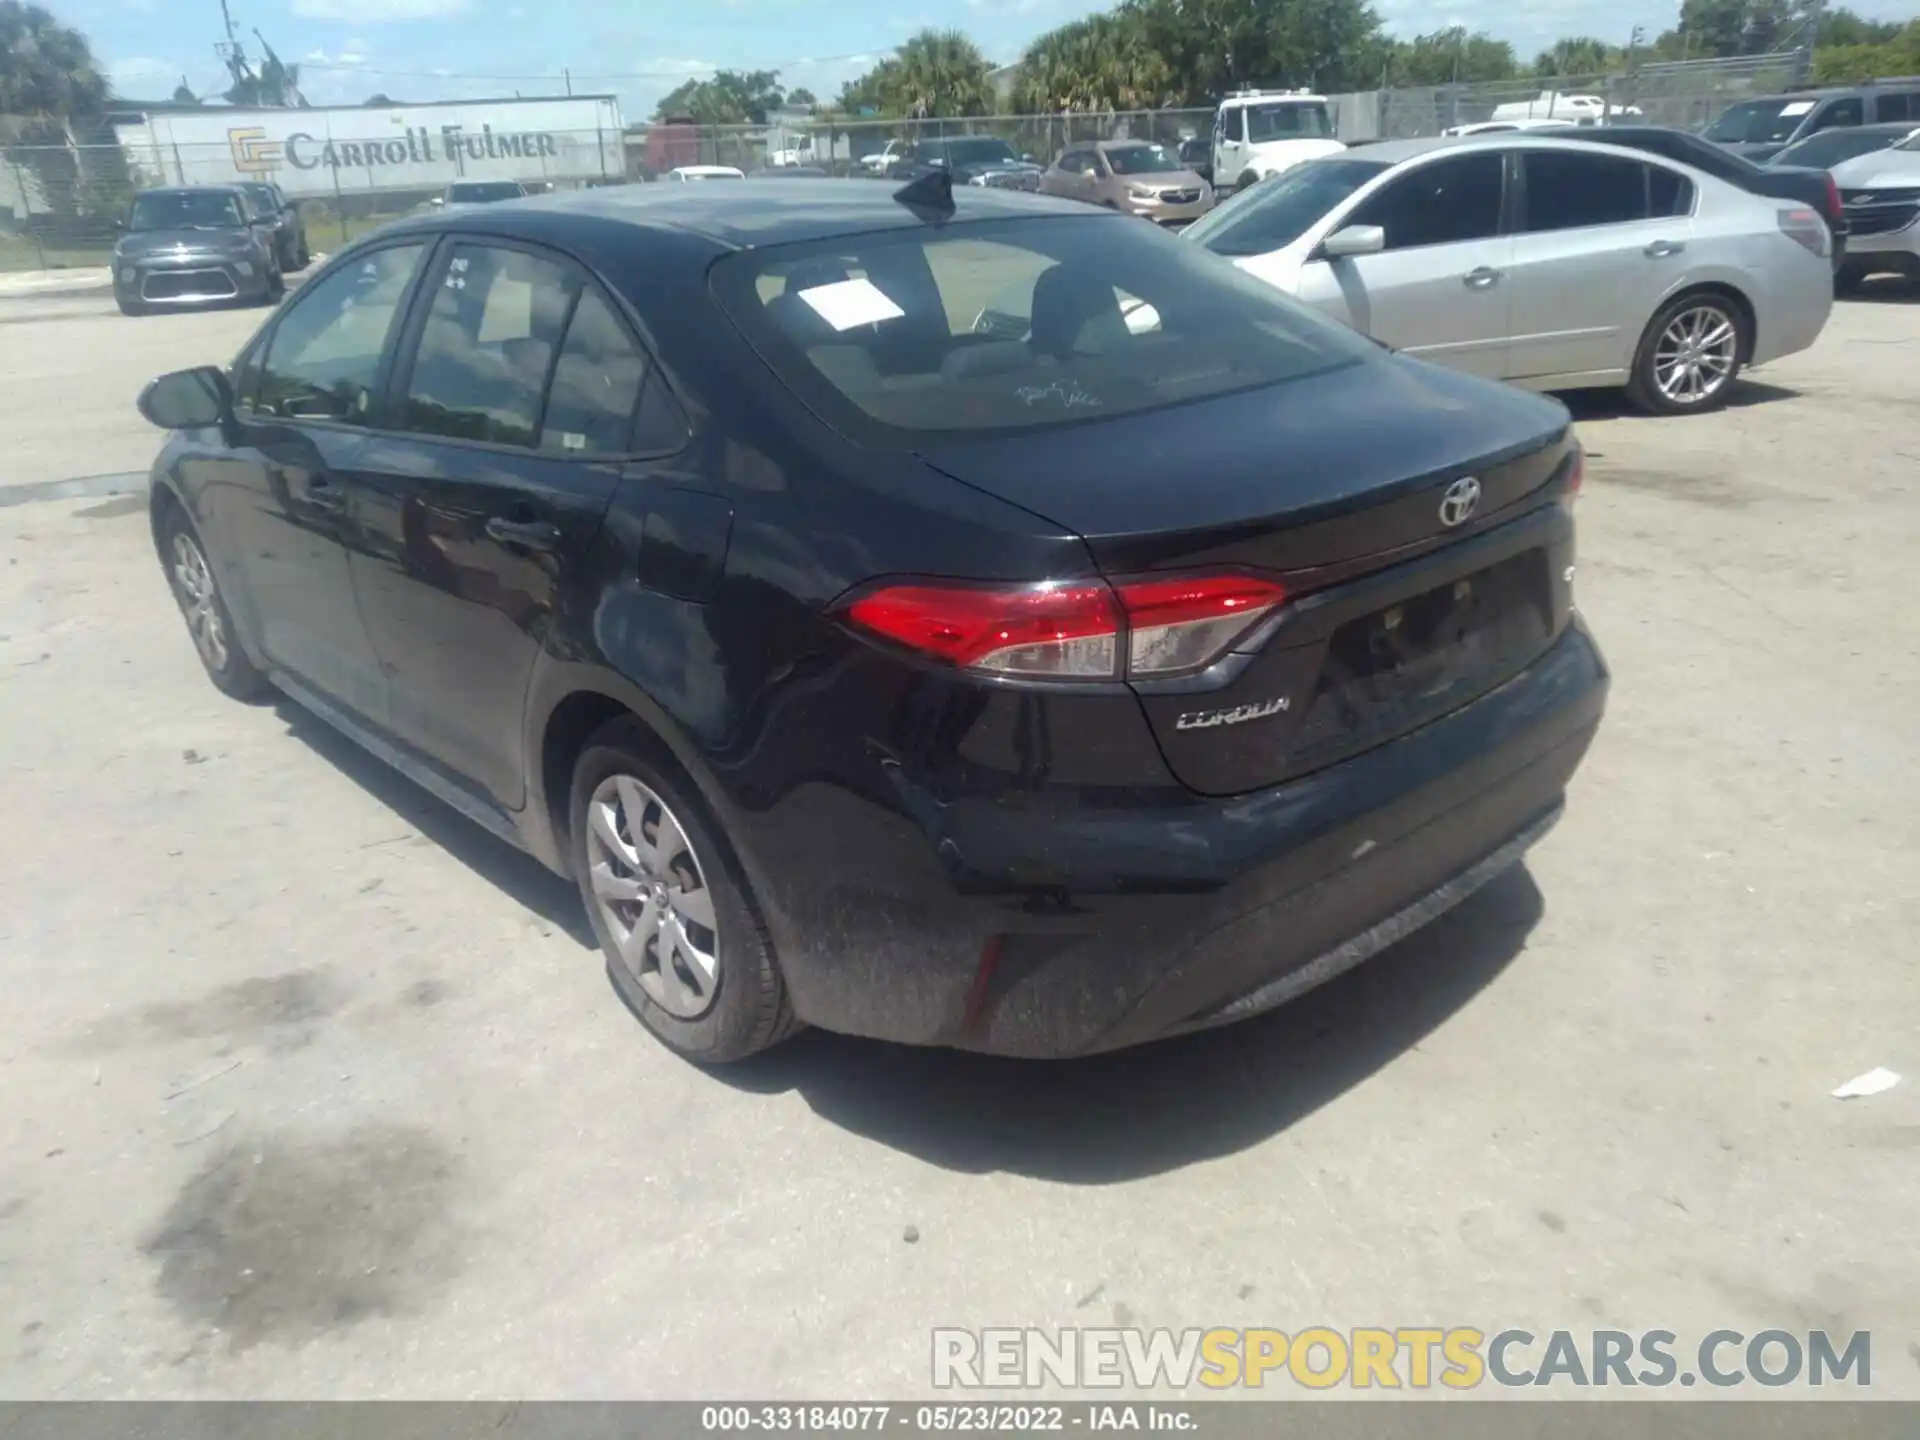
[1438,475,1482,528]
[1175,695,1290,731]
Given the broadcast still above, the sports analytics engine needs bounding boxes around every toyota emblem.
[1438,476,1481,528]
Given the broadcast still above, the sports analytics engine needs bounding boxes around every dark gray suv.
[112,186,284,317]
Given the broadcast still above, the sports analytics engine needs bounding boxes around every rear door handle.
[1463,267,1502,289]
[1644,240,1685,258]
[484,516,562,552]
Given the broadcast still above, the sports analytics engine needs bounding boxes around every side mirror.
[429,196,445,207]
[1321,224,1386,258]
[138,366,233,431]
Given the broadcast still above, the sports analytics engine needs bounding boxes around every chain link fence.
[1,51,1814,273]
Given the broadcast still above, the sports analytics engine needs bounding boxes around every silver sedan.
[1183,134,1835,414]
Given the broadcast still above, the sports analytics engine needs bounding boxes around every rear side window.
[711,215,1376,446]
[400,243,579,448]
[255,243,425,423]
[1810,98,1864,132]
[1347,152,1504,250]
[1876,92,1914,122]
[1649,166,1694,217]
[539,286,649,456]
[1521,151,1654,231]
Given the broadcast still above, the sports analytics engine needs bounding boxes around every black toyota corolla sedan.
[138,177,1607,1063]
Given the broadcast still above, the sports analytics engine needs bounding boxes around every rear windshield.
[447,181,524,202]
[1703,98,1819,145]
[1183,157,1388,257]
[1773,128,1908,168]
[711,215,1375,446]
[933,138,1019,167]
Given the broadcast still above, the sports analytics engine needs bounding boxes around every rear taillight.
[1777,205,1831,259]
[840,572,1288,681]
[1824,174,1844,222]
[1565,447,1584,501]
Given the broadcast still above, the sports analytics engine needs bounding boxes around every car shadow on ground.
[273,700,597,948]
[719,866,1545,1183]
[1839,275,1920,305]
[1559,379,1800,422]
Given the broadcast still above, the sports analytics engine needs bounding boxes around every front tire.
[116,295,146,317]
[161,509,272,701]
[569,719,797,1063]
[1625,293,1745,416]
[1833,263,1867,297]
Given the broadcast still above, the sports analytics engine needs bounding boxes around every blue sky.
[77,0,1920,119]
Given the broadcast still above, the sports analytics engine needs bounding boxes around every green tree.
[653,69,785,124]
[1815,7,1902,46]
[887,29,995,117]
[1530,35,1618,77]
[786,86,816,106]
[837,58,899,113]
[1121,0,1385,103]
[1377,26,1518,85]
[1013,11,1177,111]
[1812,18,1920,81]
[0,0,109,119]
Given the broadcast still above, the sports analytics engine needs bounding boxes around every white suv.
[1211,90,1346,192]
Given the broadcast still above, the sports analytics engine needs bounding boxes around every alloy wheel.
[585,774,721,1019]
[171,533,230,672]
[1652,305,1737,406]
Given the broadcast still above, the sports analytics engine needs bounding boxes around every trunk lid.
[917,355,1579,796]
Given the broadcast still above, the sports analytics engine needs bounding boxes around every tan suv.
[1040,140,1214,225]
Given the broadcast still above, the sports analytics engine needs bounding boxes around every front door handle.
[304,477,346,513]
[1644,240,1685,258]
[484,516,562,552]
[1463,266,1502,289]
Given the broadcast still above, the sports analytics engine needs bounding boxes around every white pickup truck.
[1210,89,1346,192]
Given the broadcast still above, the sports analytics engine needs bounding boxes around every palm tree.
[0,1,110,122]
[887,29,995,118]
[1015,12,1175,112]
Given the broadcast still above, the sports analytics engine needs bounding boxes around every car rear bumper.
[746,615,1608,1058]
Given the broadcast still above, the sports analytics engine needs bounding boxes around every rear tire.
[160,507,273,701]
[1833,263,1867,297]
[1237,170,1262,191]
[1625,292,1746,416]
[569,718,797,1064]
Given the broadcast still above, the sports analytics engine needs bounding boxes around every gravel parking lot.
[1,283,1915,1400]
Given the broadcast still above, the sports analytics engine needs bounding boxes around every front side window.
[254,243,425,423]
[400,244,580,448]
[1105,143,1181,175]
[130,191,244,231]
[1520,151,1652,231]
[1184,157,1389,257]
[1246,102,1333,142]
[1348,152,1504,249]
[711,215,1377,447]
[1811,98,1865,133]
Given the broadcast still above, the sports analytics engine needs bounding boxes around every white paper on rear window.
[799,277,906,331]
[1779,101,1816,116]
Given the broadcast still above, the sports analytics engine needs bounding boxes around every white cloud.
[291,0,469,21]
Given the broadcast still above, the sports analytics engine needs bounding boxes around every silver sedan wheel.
[585,774,720,1019]
[171,533,230,672]
[1653,305,1738,406]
